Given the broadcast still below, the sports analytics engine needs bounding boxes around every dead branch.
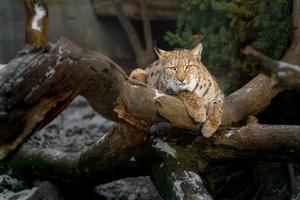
[8,124,148,185]
[151,123,300,174]
[243,47,300,89]
[8,121,300,189]
[150,139,213,200]
[24,0,48,47]
[207,123,300,161]
[221,74,279,125]
[0,37,285,161]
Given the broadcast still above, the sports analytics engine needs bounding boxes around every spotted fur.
[130,43,224,137]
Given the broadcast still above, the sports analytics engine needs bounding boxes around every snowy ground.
[25,96,113,152]
[0,96,162,200]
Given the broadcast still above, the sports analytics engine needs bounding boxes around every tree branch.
[243,47,300,89]
[24,0,48,47]
[113,0,155,66]
[8,124,148,185]
[113,0,143,61]
[0,37,283,161]
[150,139,213,199]
[199,123,300,163]
[139,0,153,52]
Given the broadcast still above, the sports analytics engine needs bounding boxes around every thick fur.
[130,43,224,137]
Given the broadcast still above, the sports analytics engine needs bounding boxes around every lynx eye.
[167,67,177,71]
[185,65,195,70]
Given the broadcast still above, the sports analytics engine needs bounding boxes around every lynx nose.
[177,74,186,83]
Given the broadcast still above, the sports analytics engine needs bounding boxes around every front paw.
[201,119,218,138]
[187,109,206,123]
[129,68,146,83]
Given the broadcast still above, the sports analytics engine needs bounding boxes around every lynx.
[130,43,224,137]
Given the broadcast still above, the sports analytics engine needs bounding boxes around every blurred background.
[0,0,293,93]
[0,0,176,72]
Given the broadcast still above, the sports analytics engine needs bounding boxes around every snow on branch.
[31,3,46,32]
[243,46,300,89]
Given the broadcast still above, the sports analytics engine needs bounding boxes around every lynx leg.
[177,91,207,123]
[129,68,146,83]
[202,98,224,138]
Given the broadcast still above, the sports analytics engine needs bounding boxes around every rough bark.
[7,121,300,184]
[8,124,148,185]
[150,139,213,200]
[24,0,48,47]
[204,123,300,162]
[0,36,284,161]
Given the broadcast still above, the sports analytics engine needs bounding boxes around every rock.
[27,182,63,200]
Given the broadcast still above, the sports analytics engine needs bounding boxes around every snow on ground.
[95,176,162,200]
[152,138,176,158]
[25,96,113,152]
[0,188,37,200]
[0,173,33,200]
[1,96,162,199]
[0,64,6,71]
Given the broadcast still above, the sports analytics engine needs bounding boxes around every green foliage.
[165,0,293,93]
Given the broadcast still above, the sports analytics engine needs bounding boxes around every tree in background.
[165,0,293,93]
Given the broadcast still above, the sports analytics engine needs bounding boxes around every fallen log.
[150,138,213,200]
[0,38,281,161]
[8,124,148,185]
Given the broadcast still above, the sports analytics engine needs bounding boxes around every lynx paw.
[201,119,219,138]
[187,109,206,123]
[129,68,146,83]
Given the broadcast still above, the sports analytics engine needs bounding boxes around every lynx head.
[155,43,203,93]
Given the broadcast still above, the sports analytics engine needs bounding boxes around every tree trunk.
[24,0,48,48]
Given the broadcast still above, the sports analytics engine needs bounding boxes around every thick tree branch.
[221,74,279,125]
[0,37,285,161]
[199,123,300,163]
[243,47,300,89]
[8,121,300,188]
[150,139,213,200]
[8,124,148,185]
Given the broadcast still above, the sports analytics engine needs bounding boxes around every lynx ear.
[190,42,203,59]
[154,47,171,60]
